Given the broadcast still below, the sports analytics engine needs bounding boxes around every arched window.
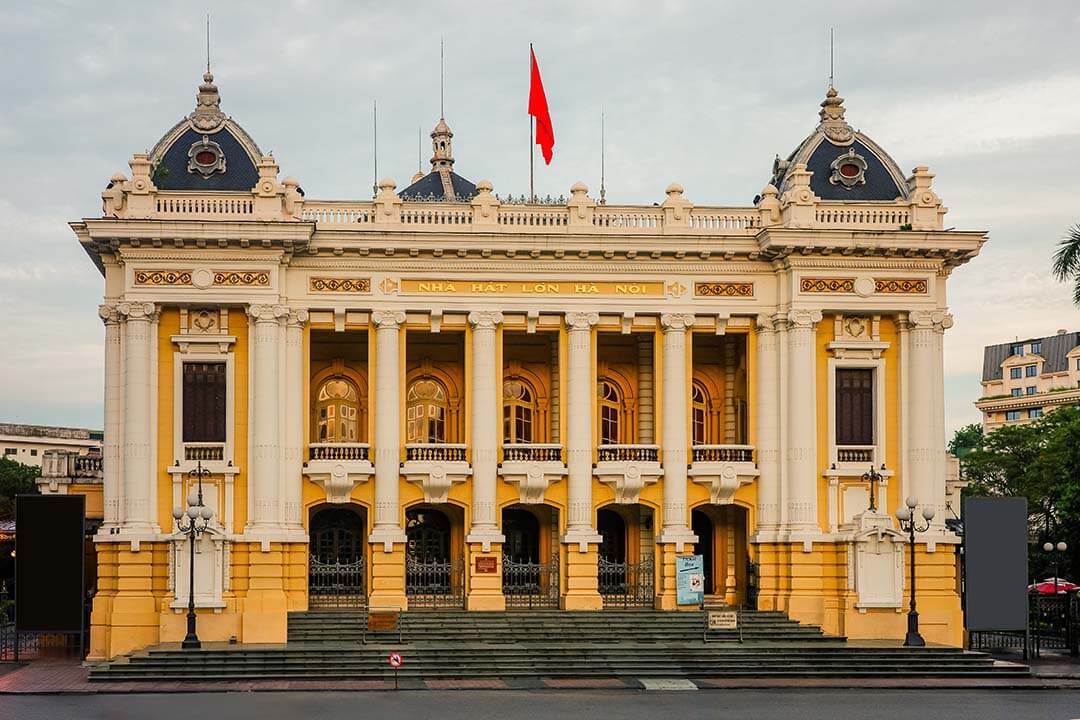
[692,381,709,445]
[407,378,448,443]
[599,378,622,445]
[315,377,361,442]
[503,378,536,443]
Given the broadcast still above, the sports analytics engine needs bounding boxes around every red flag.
[528,46,554,165]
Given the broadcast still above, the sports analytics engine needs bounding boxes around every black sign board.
[15,494,85,634]
[963,496,1027,632]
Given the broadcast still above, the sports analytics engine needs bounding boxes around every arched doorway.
[309,506,366,608]
[405,506,463,609]
[597,506,654,608]
[502,506,559,608]
[692,509,715,595]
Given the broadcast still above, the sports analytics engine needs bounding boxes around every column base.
[562,545,603,610]
[369,525,408,553]
[465,526,506,553]
[655,526,699,553]
[465,543,505,611]
[562,527,603,552]
[368,543,408,611]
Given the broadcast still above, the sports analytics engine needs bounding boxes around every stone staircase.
[88,608,1029,681]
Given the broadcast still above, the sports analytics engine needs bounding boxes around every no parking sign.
[388,652,403,668]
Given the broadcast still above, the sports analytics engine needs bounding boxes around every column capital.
[372,309,406,329]
[286,307,309,328]
[908,309,954,332]
[98,303,122,325]
[468,310,504,330]
[660,313,695,332]
[786,308,823,330]
[755,314,775,333]
[116,301,156,321]
[564,311,599,331]
[248,304,288,323]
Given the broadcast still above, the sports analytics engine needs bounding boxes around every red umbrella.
[1028,578,1079,594]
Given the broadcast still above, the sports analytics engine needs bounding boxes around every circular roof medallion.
[187,136,227,178]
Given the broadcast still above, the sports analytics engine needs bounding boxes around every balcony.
[302,442,373,504]
[403,443,470,504]
[500,443,567,504]
[595,444,662,505]
[836,445,876,465]
[689,444,759,505]
[184,442,225,462]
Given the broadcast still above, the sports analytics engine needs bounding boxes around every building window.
[182,362,226,443]
[691,382,709,445]
[1011,388,1022,397]
[835,368,874,446]
[1031,341,1042,355]
[315,377,361,443]
[1026,365,1038,377]
[598,379,623,445]
[1029,408,1044,419]
[1005,410,1022,422]
[1010,367,1023,379]
[1010,343,1024,357]
[30,449,37,457]
[1076,358,1080,371]
[3,448,14,456]
[502,378,536,443]
[1026,386,1037,396]
[406,378,447,443]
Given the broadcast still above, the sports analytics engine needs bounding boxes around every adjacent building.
[976,330,1080,431]
[0,423,102,468]
[69,68,984,661]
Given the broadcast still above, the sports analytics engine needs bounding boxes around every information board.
[676,554,705,605]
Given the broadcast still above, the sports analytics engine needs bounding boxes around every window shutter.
[835,368,874,446]
[183,362,226,442]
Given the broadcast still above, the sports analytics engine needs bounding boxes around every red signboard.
[475,556,498,574]
[388,652,403,668]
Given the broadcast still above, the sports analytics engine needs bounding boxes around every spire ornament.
[818,86,854,145]
[192,72,226,132]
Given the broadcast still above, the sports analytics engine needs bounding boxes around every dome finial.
[818,85,853,145]
[192,69,225,133]
[430,117,454,171]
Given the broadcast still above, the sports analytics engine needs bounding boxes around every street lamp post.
[1043,541,1068,594]
[896,495,935,647]
[173,460,214,650]
[862,464,885,513]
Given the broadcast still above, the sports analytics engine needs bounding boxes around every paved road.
[3,690,1080,720]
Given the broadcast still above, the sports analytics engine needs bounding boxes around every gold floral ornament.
[694,282,754,297]
[309,277,371,293]
[134,270,193,286]
[801,278,855,294]
[213,271,270,286]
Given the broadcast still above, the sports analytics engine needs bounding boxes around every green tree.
[0,456,40,519]
[1052,224,1080,305]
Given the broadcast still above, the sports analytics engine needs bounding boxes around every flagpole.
[529,43,534,203]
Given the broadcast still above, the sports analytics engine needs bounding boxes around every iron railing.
[308,556,367,609]
[598,557,655,608]
[406,557,465,609]
[970,592,1080,658]
[503,554,560,609]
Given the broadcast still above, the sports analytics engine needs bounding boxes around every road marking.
[640,678,698,691]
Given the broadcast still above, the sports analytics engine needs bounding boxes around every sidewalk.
[3,659,1080,694]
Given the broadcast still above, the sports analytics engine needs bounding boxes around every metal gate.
[503,554,560,609]
[406,557,465,609]
[598,556,655,608]
[308,556,367,609]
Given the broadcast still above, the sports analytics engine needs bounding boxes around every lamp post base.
[903,610,925,647]
[181,609,201,649]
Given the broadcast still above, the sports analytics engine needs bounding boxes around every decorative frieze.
[135,269,192,286]
[215,270,270,287]
[694,282,754,298]
[309,277,371,293]
[801,277,854,293]
[875,278,928,294]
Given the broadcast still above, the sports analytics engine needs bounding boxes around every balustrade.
[597,444,659,463]
[405,443,467,462]
[692,445,755,463]
[155,193,253,217]
[308,443,370,462]
[836,446,876,464]
[502,443,562,462]
[184,443,224,462]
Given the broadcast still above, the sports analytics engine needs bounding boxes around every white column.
[908,310,953,530]
[370,310,408,551]
[784,309,822,535]
[283,308,308,530]
[118,301,156,530]
[657,313,697,550]
[562,311,602,550]
[466,310,505,550]
[754,314,782,534]
[248,304,286,530]
[99,304,123,531]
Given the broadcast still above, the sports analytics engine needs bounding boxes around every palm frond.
[1051,224,1080,281]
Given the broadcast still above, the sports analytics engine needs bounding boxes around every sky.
[2,0,1080,436]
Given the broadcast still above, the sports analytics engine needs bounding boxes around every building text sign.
[676,555,705,606]
[400,279,665,298]
[707,610,739,631]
